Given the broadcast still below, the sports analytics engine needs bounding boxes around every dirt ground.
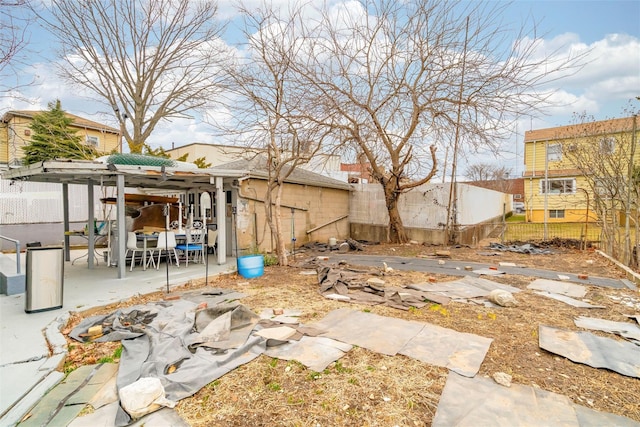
[63,241,640,426]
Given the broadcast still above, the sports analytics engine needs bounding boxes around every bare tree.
[561,110,639,265]
[292,0,579,243]
[227,3,330,266]
[36,0,229,153]
[465,163,512,181]
[1,0,30,94]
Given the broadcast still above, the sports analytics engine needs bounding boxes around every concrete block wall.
[349,182,509,244]
[236,179,349,253]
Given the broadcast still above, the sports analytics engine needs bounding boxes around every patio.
[0,248,236,423]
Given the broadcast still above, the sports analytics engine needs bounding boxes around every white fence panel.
[457,184,508,225]
[0,179,113,224]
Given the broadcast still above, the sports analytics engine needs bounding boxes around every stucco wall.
[235,178,349,254]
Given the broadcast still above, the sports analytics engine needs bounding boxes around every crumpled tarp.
[489,242,555,254]
[70,297,266,426]
[309,308,492,377]
[539,325,640,379]
[433,371,640,426]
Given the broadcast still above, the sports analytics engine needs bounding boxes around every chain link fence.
[492,222,601,248]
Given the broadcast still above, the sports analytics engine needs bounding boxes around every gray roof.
[212,157,352,191]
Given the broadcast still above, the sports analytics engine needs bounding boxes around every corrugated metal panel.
[0,179,113,224]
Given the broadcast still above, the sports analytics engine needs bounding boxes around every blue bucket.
[237,254,264,279]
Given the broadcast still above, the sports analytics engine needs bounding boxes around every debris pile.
[489,242,555,254]
[299,238,368,253]
[316,265,447,309]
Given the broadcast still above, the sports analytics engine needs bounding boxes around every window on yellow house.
[599,137,615,154]
[547,144,562,161]
[549,209,565,219]
[86,135,99,147]
[595,177,622,199]
[540,178,575,194]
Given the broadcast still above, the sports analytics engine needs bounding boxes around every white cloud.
[514,31,639,126]
[3,3,638,159]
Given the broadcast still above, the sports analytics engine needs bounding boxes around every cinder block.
[1,273,26,295]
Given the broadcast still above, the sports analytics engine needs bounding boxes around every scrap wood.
[317,266,435,310]
[472,268,505,276]
[538,325,640,379]
[317,266,364,293]
[346,238,364,251]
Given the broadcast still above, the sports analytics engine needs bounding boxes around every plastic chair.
[125,232,156,271]
[207,229,218,255]
[155,231,180,269]
[176,228,204,266]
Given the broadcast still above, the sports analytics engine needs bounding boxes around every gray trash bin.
[25,246,64,313]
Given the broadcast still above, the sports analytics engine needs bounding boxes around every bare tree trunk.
[273,183,288,267]
[383,181,409,243]
[263,183,274,252]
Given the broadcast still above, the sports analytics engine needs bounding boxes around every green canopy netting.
[106,153,177,167]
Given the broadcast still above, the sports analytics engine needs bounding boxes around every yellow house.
[0,110,121,167]
[523,116,639,223]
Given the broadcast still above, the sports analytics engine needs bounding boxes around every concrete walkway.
[0,249,236,426]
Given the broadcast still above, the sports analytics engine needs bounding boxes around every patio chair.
[154,231,180,269]
[176,228,204,266]
[207,229,218,255]
[125,232,155,271]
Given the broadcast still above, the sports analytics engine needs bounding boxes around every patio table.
[65,231,102,265]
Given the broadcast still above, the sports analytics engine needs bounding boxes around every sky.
[2,0,639,179]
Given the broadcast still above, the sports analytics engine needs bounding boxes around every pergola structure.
[2,159,246,278]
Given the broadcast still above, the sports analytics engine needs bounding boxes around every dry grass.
[63,243,640,426]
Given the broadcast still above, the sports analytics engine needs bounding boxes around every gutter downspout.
[544,140,549,240]
[529,140,536,221]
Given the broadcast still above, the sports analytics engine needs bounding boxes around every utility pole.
[445,16,469,245]
[624,114,638,264]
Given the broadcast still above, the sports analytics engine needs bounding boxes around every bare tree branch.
[292,0,583,242]
[0,0,32,95]
[34,0,230,152]
[224,2,335,266]
[560,108,640,265]
[465,163,512,181]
